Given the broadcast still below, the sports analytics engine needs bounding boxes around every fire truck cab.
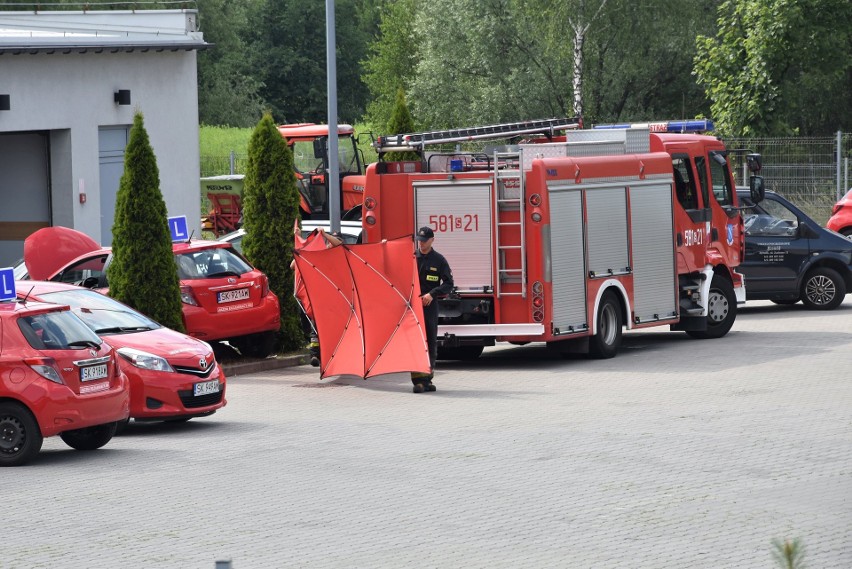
[362,118,763,360]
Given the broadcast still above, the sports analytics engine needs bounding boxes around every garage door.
[0,132,50,266]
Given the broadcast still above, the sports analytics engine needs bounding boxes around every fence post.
[230,150,236,175]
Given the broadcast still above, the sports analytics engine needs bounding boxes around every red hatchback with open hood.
[18,227,280,357]
[0,296,129,466]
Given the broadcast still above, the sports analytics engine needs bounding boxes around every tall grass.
[200,125,253,157]
[199,122,379,177]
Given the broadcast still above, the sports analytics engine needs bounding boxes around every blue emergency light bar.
[593,119,714,133]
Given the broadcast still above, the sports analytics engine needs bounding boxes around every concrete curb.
[221,351,308,378]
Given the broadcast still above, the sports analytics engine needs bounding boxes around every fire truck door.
[548,188,588,333]
[630,182,679,323]
[413,181,494,292]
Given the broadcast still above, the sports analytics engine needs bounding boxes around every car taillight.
[24,357,64,384]
[180,285,200,306]
[260,274,270,298]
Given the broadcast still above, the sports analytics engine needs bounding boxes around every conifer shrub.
[385,87,420,162]
[107,111,185,332]
[241,113,303,351]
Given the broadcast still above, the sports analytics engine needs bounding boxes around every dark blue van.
[737,189,852,310]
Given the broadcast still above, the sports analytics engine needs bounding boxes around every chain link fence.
[725,132,851,224]
[201,133,852,225]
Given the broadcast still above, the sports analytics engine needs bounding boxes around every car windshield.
[18,309,104,350]
[36,288,160,335]
[743,198,799,237]
[12,260,29,280]
[175,247,252,279]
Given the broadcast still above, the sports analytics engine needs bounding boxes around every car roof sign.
[168,215,190,243]
[0,267,15,302]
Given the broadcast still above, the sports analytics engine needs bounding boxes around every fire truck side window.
[708,151,734,207]
[672,156,698,210]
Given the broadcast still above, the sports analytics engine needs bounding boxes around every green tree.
[107,112,185,332]
[240,113,304,352]
[248,0,370,123]
[361,0,419,128]
[197,0,266,127]
[384,87,420,160]
[695,0,852,136]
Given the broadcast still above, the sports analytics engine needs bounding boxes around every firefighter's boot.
[308,336,320,367]
[411,371,430,393]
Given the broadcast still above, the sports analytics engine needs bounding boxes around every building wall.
[0,49,201,251]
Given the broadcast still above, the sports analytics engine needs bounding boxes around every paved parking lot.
[5,299,852,569]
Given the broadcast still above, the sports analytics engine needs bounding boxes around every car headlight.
[116,347,175,372]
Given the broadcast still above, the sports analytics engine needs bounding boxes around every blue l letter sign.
[0,267,16,302]
[168,215,189,242]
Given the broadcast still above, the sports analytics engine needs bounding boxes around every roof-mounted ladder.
[374,117,582,155]
[493,150,526,299]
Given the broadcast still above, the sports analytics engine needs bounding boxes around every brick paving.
[3,299,851,568]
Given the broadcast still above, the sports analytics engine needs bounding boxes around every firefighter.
[412,226,454,393]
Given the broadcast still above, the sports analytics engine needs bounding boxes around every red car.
[18,281,226,427]
[826,188,852,237]
[0,295,129,466]
[17,226,280,357]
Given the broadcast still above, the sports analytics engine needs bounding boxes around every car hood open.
[24,226,101,281]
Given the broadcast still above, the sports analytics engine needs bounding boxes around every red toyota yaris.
[18,281,226,427]
[0,296,129,466]
[17,226,281,357]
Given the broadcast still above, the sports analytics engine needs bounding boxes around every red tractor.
[278,123,367,220]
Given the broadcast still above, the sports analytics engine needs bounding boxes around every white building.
[0,9,208,264]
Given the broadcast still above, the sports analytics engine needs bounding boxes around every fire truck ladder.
[374,117,582,154]
[493,150,526,298]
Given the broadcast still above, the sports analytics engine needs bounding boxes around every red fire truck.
[361,118,764,360]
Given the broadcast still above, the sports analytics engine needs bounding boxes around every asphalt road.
[6,299,852,569]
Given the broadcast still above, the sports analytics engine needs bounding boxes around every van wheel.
[0,402,43,467]
[801,267,845,310]
[437,346,484,361]
[588,291,622,359]
[60,421,118,451]
[687,274,736,339]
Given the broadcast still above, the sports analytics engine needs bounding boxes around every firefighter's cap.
[416,226,434,242]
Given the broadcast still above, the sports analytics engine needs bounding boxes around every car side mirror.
[746,153,762,172]
[749,175,765,204]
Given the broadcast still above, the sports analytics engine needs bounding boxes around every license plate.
[80,364,108,382]
[194,379,220,396]
[217,288,250,303]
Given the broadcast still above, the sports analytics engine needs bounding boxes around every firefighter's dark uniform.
[413,227,454,392]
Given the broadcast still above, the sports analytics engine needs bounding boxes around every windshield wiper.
[67,340,102,349]
[207,270,242,278]
[94,326,154,334]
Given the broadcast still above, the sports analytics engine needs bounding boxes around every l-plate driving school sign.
[168,216,189,242]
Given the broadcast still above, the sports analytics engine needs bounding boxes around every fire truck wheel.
[437,346,484,361]
[800,266,846,310]
[588,291,623,359]
[687,274,736,339]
